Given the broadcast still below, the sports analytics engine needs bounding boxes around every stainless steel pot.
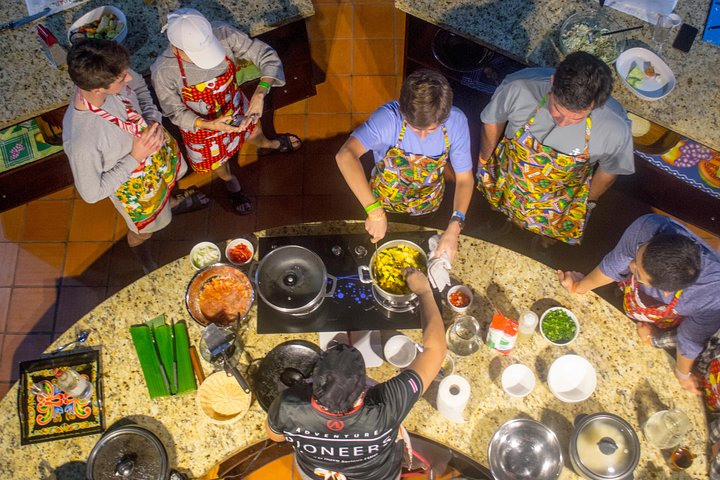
[358,240,427,304]
[569,413,640,480]
[86,425,169,479]
[255,245,336,315]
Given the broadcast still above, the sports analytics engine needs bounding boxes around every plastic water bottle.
[517,311,539,343]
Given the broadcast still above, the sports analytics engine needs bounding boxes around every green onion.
[541,309,577,344]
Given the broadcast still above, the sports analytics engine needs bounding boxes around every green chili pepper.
[541,309,577,343]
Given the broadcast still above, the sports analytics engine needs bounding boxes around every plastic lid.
[574,414,640,478]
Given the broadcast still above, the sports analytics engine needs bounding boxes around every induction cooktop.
[256,231,437,334]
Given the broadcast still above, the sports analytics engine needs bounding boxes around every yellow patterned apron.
[477,96,593,244]
[370,120,450,215]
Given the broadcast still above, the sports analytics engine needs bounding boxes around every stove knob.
[354,245,367,257]
[331,245,343,256]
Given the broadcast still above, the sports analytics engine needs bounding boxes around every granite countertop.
[0,0,314,129]
[0,221,708,479]
[395,0,720,151]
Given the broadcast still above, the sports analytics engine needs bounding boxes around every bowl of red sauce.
[447,284,473,313]
[226,238,254,265]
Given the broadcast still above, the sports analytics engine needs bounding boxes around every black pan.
[254,340,322,411]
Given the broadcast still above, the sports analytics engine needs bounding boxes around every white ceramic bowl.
[189,242,221,270]
[225,238,255,265]
[68,6,127,44]
[384,335,418,368]
[540,307,580,346]
[446,284,473,313]
[501,363,536,398]
[616,47,676,101]
[547,354,597,403]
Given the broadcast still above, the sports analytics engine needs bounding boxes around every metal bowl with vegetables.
[358,240,427,303]
[540,307,579,346]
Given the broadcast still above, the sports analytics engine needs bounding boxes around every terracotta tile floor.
[1,0,718,406]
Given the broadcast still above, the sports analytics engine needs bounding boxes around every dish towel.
[130,315,197,398]
[605,0,677,23]
[427,235,451,291]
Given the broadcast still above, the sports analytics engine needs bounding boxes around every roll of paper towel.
[437,374,471,424]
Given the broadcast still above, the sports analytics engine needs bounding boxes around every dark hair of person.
[312,344,366,414]
[399,68,453,128]
[551,51,613,111]
[642,233,701,291]
[67,39,130,91]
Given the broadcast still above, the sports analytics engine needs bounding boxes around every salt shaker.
[517,311,539,342]
[56,368,93,401]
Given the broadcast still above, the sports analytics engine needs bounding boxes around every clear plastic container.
[56,368,93,401]
[517,311,539,342]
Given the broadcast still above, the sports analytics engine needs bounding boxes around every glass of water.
[652,13,680,54]
[643,409,691,449]
[446,315,481,356]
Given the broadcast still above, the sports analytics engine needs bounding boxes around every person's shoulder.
[376,100,402,119]
[593,96,631,130]
[213,22,247,42]
[150,48,179,75]
[503,68,553,88]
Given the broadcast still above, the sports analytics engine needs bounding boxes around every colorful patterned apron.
[619,274,684,328]
[175,54,253,173]
[478,96,593,244]
[81,90,181,232]
[370,120,450,215]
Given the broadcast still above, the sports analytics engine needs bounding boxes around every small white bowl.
[501,363,536,398]
[384,335,419,368]
[547,354,597,403]
[189,242,221,270]
[539,307,579,346]
[447,285,473,313]
[615,47,676,101]
[225,238,255,265]
[68,6,127,44]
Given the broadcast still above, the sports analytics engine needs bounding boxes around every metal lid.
[256,246,327,311]
[86,425,168,480]
[573,413,640,479]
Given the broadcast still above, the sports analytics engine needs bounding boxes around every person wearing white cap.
[151,8,302,214]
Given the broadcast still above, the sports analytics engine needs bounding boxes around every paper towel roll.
[437,374,471,424]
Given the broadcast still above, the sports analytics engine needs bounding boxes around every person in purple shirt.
[335,69,474,261]
[558,214,720,392]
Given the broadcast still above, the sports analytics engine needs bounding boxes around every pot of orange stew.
[185,263,255,327]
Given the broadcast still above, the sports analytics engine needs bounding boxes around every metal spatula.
[201,324,251,393]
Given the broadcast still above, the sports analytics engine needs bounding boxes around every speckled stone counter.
[395,0,720,151]
[0,0,314,128]
[0,221,708,479]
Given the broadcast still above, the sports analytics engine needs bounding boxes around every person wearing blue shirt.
[335,69,474,262]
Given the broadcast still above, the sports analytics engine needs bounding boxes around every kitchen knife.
[150,327,172,395]
[0,8,51,31]
[170,319,178,395]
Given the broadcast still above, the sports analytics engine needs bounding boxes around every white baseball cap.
[164,8,225,69]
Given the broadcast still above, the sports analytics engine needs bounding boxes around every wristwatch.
[450,214,465,230]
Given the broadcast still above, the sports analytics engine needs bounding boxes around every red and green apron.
[175,54,253,173]
[370,120,449,215]
[478,96,593,244]
[619,274,684,328]
[82,90,181,232]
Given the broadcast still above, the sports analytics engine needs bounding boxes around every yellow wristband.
[364,201,382,214]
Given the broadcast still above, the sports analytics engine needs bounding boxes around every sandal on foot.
[229,190,254,215]
[257,133,303,156]
[171,189,209,215]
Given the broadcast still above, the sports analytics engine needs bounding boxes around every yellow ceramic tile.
[63,242,113,279]
[178,170,213,190]
[239,137,260,156]
[273,115,308,140]
[351,76,396,113]
[352,39,396,75]
[354,4,396,38]
[0,243,18,286]
[0,205,25,242]
[307,4,353,40]
[22,200,72,241]
[395,40,405,82]
[69,199,117,242]
[6,287,57,333]
[43,186,75,200]
[351,113,370,130]
[14,243,66,287]
[395,9,406,40]
[311,39,352,76]
[113,216,129,242]
[306,114,352,140]
[275,99,308,115]
[237,154,259,167]
[243,454,294,479]
[309,75,352,113]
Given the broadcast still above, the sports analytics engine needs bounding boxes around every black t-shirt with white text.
[267,370,424,480]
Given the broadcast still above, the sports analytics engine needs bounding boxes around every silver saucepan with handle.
[358,239,427,305]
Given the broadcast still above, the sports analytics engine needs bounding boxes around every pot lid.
[86,425,168,479]
[573,414,640,479]
[254,340,322,411]
[256,246,327,310]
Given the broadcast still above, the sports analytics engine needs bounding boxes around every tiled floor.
[1,0,718,404]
